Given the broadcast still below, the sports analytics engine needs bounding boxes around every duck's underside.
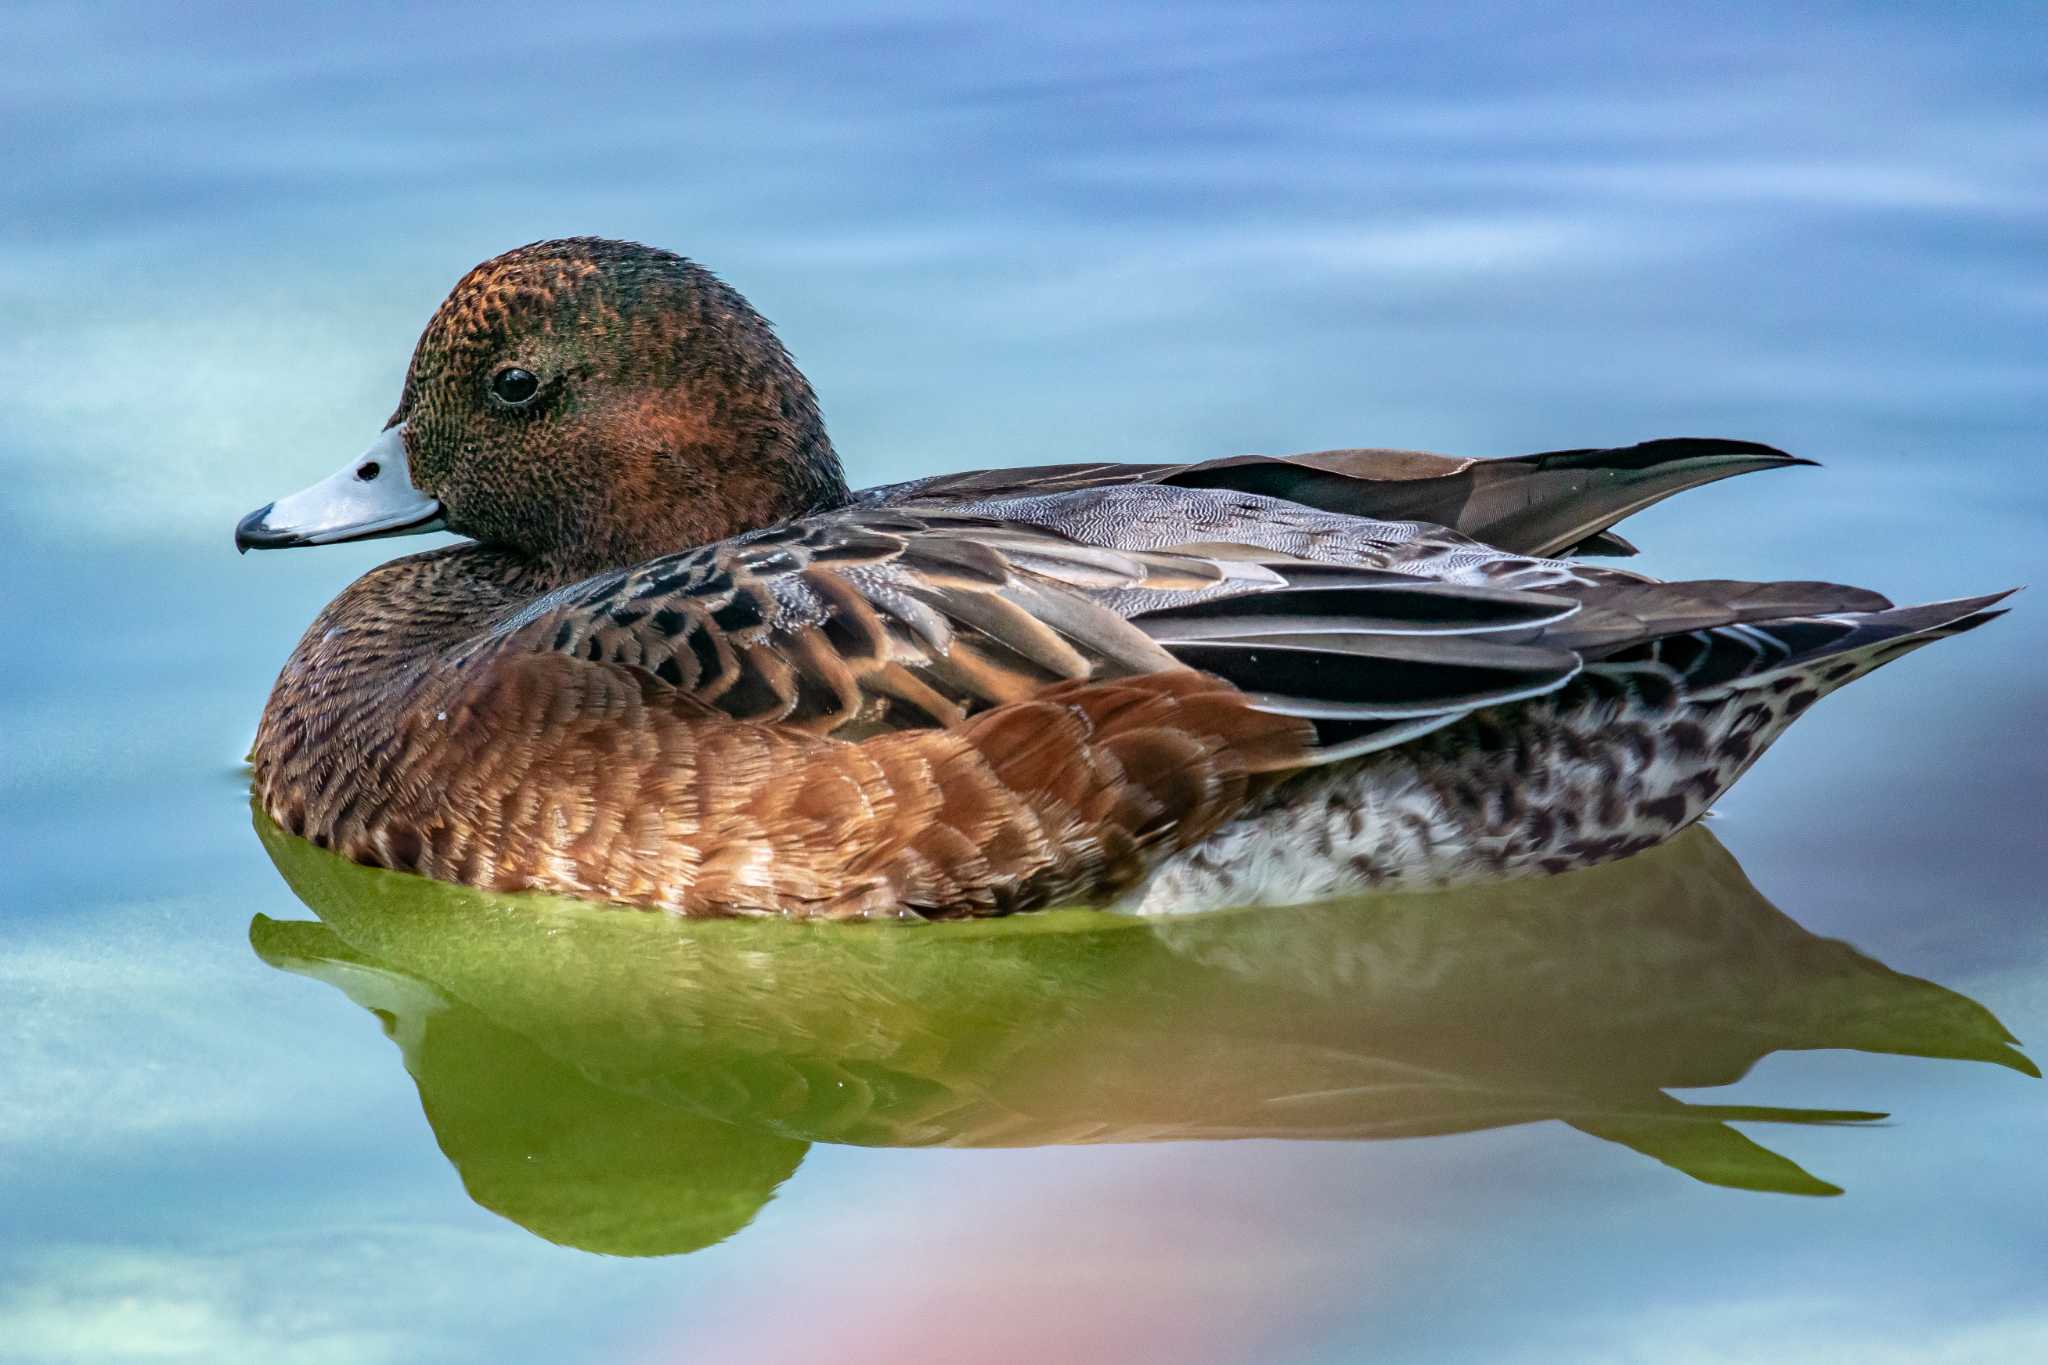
[252,439,2007,918]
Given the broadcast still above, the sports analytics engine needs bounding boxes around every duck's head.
[236,238,847,579]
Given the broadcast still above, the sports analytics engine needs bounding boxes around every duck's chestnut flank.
[239,238,2010,918]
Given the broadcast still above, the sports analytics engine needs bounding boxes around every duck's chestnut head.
[238,238,847,579]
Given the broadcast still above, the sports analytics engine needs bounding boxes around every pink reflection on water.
[622,1140,1452,1364]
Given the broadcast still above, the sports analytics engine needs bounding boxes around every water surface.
[4,3,2046,1361]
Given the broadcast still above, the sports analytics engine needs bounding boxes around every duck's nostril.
[356,461,381,481]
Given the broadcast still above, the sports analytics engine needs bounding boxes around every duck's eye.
[491,367,540,406]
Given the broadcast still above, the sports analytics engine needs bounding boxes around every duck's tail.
[1626,589,2018,706]
[1552,590,2017,840]
[1113,591,2012,907]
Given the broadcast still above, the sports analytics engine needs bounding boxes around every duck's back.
[857,436,1816,561]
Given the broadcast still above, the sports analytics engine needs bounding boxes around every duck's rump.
[1119,593,2008,914]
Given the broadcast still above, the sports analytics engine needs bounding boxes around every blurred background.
[3,2,2044,1362]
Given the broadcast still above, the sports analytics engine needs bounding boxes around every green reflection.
[249,805,2034,1255]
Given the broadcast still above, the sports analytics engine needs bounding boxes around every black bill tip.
[235,502,299,553]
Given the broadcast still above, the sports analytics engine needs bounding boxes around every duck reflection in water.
[249,807,2034,1257]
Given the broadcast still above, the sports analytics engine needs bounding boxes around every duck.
[236,237,2009,919]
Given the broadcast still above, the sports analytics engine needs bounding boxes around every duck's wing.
[865,437,1811,559]
[462,507,1590,763]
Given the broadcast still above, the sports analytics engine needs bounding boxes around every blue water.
[4,2,2046,1361]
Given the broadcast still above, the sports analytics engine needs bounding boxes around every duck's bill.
[235,424,447,552]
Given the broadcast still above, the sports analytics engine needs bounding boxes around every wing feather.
[465,500,1937,775]
[465,507,1592,762]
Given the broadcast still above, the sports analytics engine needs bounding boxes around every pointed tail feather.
[1680,590,2017,701]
